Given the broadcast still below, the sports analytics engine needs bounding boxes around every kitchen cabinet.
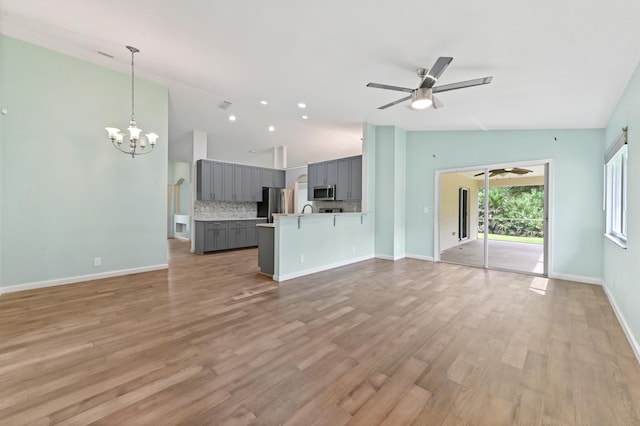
[243,166,263,202]
[275,170,286,189]
[261,168,286,189]
[222,163,235,201]
[198,222,228,252]
[197,160,283,202]
[196,160,224,201]
[262,168,274,188]
[336,156,362,201]
[308,155,360,200]
[228,222,248,249]
[195,219,267,254]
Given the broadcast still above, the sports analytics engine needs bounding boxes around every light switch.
[423,207,429,214]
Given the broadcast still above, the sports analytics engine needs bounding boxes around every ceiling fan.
[474,168,533,177]
[366,57,493,110]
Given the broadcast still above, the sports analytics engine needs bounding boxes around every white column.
[273,145,287,169]
[191,130,207,252]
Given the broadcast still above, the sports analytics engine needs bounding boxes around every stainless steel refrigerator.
[257,188,294,222]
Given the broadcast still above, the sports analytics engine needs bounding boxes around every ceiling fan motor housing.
[411,87,433,109]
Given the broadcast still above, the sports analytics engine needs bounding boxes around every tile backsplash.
[194,201,258,219]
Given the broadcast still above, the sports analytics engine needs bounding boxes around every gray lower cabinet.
[228,222,248,249]
[195,219,267,254]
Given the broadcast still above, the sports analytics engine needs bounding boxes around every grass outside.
[477,233,543,244]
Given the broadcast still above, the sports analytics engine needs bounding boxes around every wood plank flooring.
[0,239,639,425]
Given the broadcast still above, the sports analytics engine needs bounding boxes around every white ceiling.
[2,1,640,167]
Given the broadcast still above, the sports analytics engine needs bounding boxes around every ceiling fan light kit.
[367,56,493,110]
[411,87,433,109]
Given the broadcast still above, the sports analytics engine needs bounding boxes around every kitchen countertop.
[194,217,268,222]
[256,223,275,228]
[273,212,365,218]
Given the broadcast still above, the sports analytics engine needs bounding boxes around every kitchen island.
[260,212,374,281]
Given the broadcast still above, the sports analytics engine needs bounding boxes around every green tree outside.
[478,186,544,238]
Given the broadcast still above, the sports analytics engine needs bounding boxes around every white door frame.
[434,159,553,276]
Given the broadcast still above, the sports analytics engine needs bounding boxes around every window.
[605,128,628,248]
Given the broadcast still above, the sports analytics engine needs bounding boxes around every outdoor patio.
[439,238,544,275]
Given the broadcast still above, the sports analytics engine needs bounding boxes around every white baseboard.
[0,264,169,295]
[405,253,435,262]
[548,273,603,286]
[602,281,640,364]
[375,254,406,261]
[274,255,375,282]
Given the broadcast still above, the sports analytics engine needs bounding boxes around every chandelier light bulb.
[146,133,158,146]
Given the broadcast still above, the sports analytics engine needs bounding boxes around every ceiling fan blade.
[432,76,493,93]
[366,82,413,93]
[473,171,485,177]
[511,168,533,174]
[428,57,453,79]
[432,95,444,109]
[378,95,411,110]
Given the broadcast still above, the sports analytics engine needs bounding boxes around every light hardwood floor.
[1,240,639,425]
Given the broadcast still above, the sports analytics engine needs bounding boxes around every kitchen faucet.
[301,204,313,214]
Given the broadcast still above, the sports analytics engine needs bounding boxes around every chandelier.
[105,46,158,158]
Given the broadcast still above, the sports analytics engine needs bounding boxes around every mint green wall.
[0,36,6,286]
[604,60,640,351]
[274,214,374,279]
[404,128,604,280]
[393,127,407,257]
[1,36,169,287]
[373,126,407,258]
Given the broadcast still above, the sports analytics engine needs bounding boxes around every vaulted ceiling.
[2,0,640,167]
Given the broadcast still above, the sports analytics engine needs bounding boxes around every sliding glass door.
[437,163,548,276]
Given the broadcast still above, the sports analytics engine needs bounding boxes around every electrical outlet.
[352,245,356,252]
[93,257,102,267]
[423,207,429,214]
[300,254,304,263]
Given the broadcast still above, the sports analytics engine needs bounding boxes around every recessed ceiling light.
[268,126,275,132]
[249,149,257,153]
[228,115,236,121]
[302,115,308,120]
[260,100,268,105]
[297,102,306,109]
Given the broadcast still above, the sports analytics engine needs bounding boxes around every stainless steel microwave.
[313,185,335,200]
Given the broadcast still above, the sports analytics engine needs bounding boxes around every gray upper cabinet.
[349,156,362,201]
[222,163,235,201]
[196,160,224,201]
[275,170,285,189]
[307,163,319,192]
[262,168,274,188]
[242,166,262,202]
[197,160,282,202]
[336,159,350,201]
[197,160,212,201]
[309,155,362,201]
[327,161,338,186]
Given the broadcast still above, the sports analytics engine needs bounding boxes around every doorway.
[436,161,549,276]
